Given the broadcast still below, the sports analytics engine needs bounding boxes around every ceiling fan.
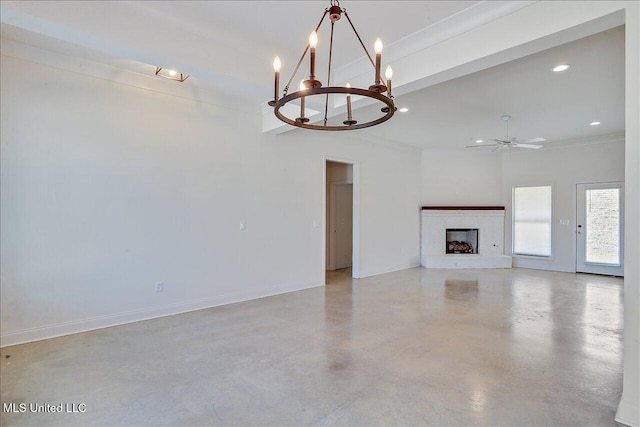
[466,115,546,151]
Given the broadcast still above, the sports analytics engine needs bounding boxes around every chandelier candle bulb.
[309,31,318,80]
[273,56,281,103]
[300,81,305,118]
[346,83,353,119]
[343,82,357,126]
[297,80,309,122]
[385,65,393,96]
[374,38,383,85]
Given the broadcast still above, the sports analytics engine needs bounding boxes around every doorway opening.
[324,159,358,284]
[576,182,624,276]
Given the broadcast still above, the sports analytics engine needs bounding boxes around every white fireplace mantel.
[421,207,512,269]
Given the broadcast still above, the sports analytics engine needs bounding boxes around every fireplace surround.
[421,207,512,269]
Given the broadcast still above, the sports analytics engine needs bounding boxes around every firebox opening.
[446,228,479,254]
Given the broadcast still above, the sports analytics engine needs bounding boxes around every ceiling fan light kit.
[466,114,546,151]
[268,0,396,131]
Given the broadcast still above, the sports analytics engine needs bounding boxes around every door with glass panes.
[576,182,624,276]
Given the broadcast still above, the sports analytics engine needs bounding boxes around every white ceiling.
[0,1,625,151]
[360,25,625,150]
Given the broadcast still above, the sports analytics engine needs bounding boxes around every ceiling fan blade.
[517,137,546,143]
[513,143,542,149]
[482,116,543,152]
[466,144,498,148]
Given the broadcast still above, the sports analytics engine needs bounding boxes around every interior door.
[576,182,624,276]
[329,183,353,270]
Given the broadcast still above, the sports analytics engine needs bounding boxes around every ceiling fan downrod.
[502,114,512,140]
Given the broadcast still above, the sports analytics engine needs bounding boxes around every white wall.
[502,141,625,272]
[0,54,421,346]
[620,4,640,424]
[421,150,502,206]
[421,142,625,273]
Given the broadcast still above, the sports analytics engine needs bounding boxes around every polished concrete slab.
[1,267,624,426]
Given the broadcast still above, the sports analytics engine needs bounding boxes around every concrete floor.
[0,267,624,426]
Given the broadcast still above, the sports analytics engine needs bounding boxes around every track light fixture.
[155,67,189,82]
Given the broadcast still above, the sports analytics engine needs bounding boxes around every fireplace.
[446,228,478,254]
[421,207,512,269]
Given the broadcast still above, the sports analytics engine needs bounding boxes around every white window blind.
[513,186,552,257]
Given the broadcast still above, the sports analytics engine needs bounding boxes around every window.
[585,187,621,265]
[513,186,552,257]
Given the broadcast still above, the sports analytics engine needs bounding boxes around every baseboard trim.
[616,393,640,427]
[0,281,324,348]
[357,263,420,279]
[512,259,574,273]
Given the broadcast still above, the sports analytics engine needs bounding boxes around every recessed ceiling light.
[590,121,601,126]
[399,107,409,113]
[553,64,571,72]
[475,139,484,143]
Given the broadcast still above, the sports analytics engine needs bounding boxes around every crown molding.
[537,132,625,150]
[333,1,538,85]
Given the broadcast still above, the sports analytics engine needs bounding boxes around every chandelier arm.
[343,10,378,76]
[324,20,336,127]
[283,9,329,96]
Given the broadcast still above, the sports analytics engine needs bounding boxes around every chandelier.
[268,0,395,131]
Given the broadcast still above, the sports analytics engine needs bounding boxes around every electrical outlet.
[155,282,163,292]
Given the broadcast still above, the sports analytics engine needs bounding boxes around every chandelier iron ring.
[273,86,395,131]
